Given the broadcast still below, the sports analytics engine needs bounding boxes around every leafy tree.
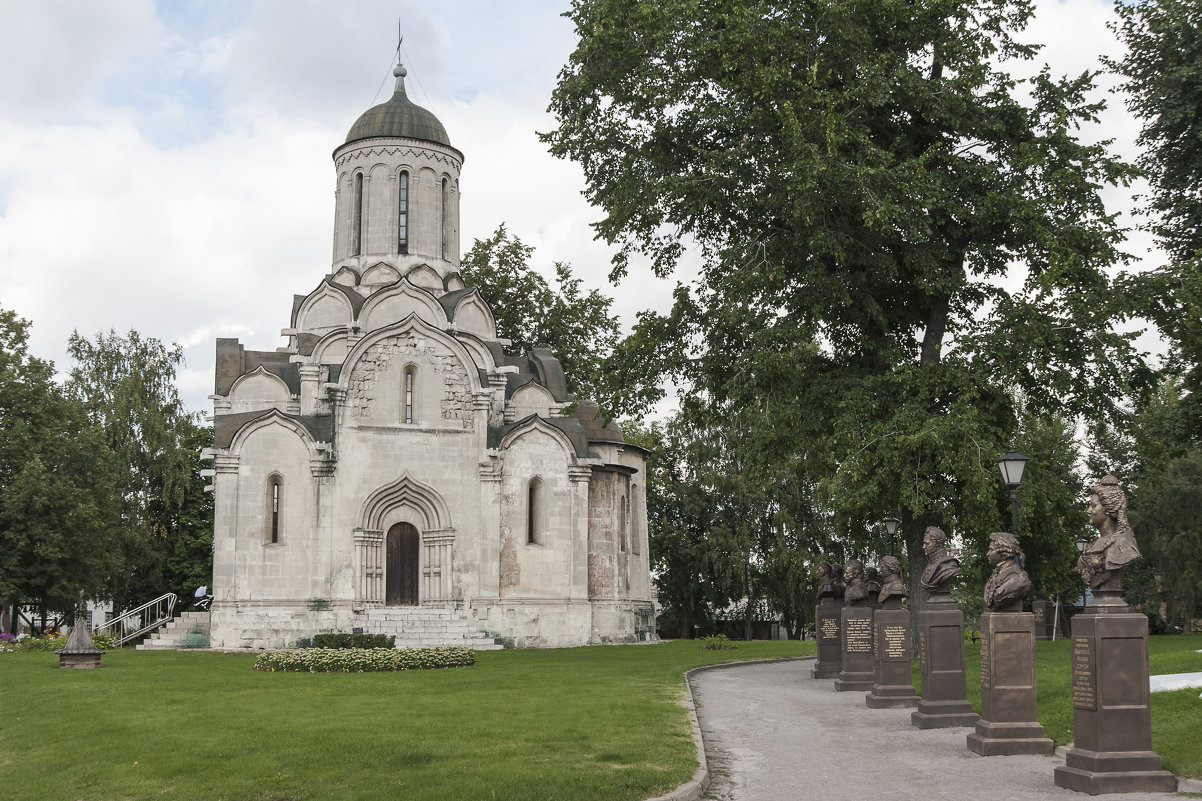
[545,0,1140,607]
[1111,0,1202,265]
[460,224,622,406]
[66,329,211,611]
[0,308,122,627]
[623,418,717,638]
[1110,0,1202,439]
[1130,448,1202,631]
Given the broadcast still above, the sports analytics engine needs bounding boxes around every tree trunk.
[744,568,754,641]
[904,507,930,655]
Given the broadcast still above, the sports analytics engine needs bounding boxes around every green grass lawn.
[914,632,1202,777]
[0,639,812,801]
[4,634,1199,801]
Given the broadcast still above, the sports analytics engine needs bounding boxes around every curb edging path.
[645,656,816,801]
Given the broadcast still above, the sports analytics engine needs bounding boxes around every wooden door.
[386,523,420,606]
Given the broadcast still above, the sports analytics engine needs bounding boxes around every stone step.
[136,611,211,650]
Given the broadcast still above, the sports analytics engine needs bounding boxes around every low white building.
[205,56,655,649]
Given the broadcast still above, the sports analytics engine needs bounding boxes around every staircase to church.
[136,611,211,650]
[360,607,504,650]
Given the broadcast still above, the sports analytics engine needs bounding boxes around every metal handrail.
[92,592,178,646]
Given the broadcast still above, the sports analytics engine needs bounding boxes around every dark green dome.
[345,64,451,147]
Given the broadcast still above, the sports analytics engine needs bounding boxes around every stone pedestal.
[834,602,875,691]
[55,620,102,669]
[966,611,1053,755]
[866,599,919,708]
[1032,598,1053,640]
[1053,602,1176,794]
[911,597,977,729]
[811,595,843,679]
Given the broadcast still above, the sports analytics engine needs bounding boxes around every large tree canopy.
[1111,0,1202,438]
[0,309,122,622]
[460,224,622,406]
[66,329,212,610]
[545,0,1139,603]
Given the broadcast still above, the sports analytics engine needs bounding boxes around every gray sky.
[0,0,1159,415]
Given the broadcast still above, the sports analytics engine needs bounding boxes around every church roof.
[345,62,451,147]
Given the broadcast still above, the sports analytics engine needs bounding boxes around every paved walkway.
[689,659,1190,801]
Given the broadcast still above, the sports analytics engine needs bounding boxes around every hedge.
[253,646,476,673]
[313,632,395,649]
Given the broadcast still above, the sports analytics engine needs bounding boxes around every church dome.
[344,63,451,147]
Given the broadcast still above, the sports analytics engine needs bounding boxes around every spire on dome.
[392,26,409,99]
[342,36,452,148]
[392,60,408,98]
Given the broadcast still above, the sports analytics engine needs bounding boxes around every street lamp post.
[996,447,1030,537]
[882,515,900,556]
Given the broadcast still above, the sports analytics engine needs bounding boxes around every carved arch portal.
[353,473,455,609]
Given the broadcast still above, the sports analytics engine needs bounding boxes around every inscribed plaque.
[1072,636,1096,711]
[883,625,907,659]
[821,617,840,640]
[979,629,991,690]
[845,618,873,653]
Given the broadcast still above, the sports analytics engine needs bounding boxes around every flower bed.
[253,646,476,673]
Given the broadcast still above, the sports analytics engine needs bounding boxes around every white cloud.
[0,0,1169,417]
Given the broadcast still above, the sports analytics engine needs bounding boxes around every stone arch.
[355,472,456,606]
[405,264,443,292]
[498,415,579,462]
[311,329,350,366]
[453,331,499,374]
[361,261,400,289]
[228,410,324,468]
[331,265,360,288]
[359,280,447,331]
[359,471,453,532]
[341,313,483,398]
[227,366,291,413]
[447,290,497,339]
[296,283,354,331]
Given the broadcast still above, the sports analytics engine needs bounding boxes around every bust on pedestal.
[835,560,876,691]
[1054,476,1176,794]
[966,532,1053,755]
[866,556,919,708]
[811,561,845,679]
[911,526,978,729]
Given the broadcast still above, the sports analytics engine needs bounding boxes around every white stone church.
[204,58,655,649]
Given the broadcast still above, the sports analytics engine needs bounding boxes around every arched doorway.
[386,522,420,606]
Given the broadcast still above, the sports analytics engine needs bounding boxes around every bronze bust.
[816,561,838,599]
[919,526,959,593]
[876,556,907,606]
[983,531,1031,612]
[1077,475,1141,589]
[843,559,868,604]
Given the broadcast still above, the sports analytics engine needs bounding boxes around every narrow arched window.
[527,478,542,545]
[440,177,449,260]
[397,171,410,254]
[403,366,415,424]
[619,495,628,552]
[352,173,364,256]
[631,486,641,555]
[266,474,284,545]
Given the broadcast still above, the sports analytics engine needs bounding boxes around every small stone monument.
[835,560,876,691]
[1054,476,1176,793]
[911,526,977,729]
[1032,597,1053,640]
[811,561,844,679]
[55,614,103,669]
[866,556,919,708]
[966,532,1053,755]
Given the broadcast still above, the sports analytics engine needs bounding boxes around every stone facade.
[204,59,655,650]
